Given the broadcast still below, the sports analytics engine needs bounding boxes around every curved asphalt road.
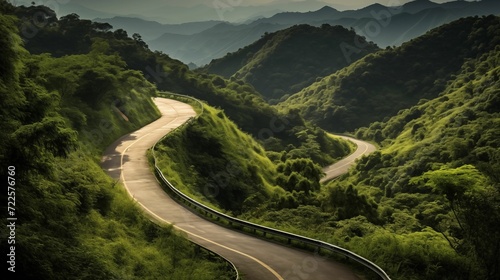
[321,136,377,183]
[101,98,362,280]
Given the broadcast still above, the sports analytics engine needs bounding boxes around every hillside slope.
[345,45,500,280]
[280,16,500,132]
[203,24,379,103]
[0,5,234,279]
[155,103,353,215]
[245,34,500,280]
[148,22,285,66]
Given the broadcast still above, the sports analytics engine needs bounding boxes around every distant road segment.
[321,135,377,183]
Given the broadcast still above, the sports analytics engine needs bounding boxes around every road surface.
[101,98,362,280]
[321,136,377,183]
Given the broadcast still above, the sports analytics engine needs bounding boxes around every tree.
[132,33,148,49]
[413,165,500,278]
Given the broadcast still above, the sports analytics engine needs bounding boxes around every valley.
[1,1,499,280]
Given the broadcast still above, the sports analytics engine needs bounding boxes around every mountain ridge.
[141,0,500,65]
[202,24,379,103]
[279,15,500,132]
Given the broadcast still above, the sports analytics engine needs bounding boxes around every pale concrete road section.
[321,136,377,183]
[101,98,362,280]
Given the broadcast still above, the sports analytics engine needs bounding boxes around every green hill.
[203,24,379,103]
[344,44,500,280]
[155,102,352,215]
[0,5,234,279]
[155,44,500,279]
[280,15,500,132]
[243,35,500,280]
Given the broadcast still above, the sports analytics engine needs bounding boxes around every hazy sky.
[18,0,459,11]
[13,0,466,23]
[75,0,456,9]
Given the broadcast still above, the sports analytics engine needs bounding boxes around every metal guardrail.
[152,93,239,280]
[152,93,391,280]
[159,91,204,115]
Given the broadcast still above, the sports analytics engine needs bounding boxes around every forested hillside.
[155,103,352,215]
[10,3,350,165]
[203,24,379,103]
[0,3,234,279]
[253,16,499,280]
[341,42,500,280]
[4,1,498,280]
[280,16,500,132]
[158,16,500,280]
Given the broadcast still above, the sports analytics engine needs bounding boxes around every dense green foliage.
[281,16,500,132]
[158,16,500,280]
[0,5,234,279]
[348,47,500,279]
[203,24,379,103]
[11,4,349,165]
[252,26,500,279]
[155,105,351,215]
[6,3,499,280]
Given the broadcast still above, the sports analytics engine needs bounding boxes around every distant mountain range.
[16,0,340,24]
[93,17,224,41]
[95,0,500,66]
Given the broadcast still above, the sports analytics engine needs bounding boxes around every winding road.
[321,136,377,183]
[101,98,370,280]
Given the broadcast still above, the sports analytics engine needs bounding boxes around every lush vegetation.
[280,16,500,132]
[258,17,500,280]
[0,4,234,279]
[157,16,500,280]
[10,3,350,165]
[155,104,352,215]
[202,24,379,103]
[346,46,500,279]
[5,2,499,280]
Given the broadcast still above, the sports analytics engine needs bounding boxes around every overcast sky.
[13,0,467,23]
[17,0,460,10]
[75,0,456,9]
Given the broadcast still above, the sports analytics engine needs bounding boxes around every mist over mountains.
[88,0,500,66]
[14,0,345,23]
[14,0,498,65]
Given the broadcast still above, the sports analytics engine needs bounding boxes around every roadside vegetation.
[0,6,234,279]
[3,1,499,280]
[157,16,500,280]
[155,104,351,215]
